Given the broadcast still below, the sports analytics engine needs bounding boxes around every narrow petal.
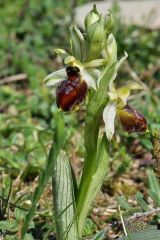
[117,82,142,106]
[116,51,128,71]
[108,72,117,92]
[82,69,97,90]
[103,102,116,141]
[108,52,128,92]
[55,48,69,58]
[43,68,66,87]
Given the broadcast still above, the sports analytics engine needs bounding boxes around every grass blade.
[148,170,160,206]
[22,111,65,237]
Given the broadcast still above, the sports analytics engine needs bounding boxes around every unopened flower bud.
[104,11,114,37]
[56,66,88,111]
[87,15,105,59]
[85,5,100,31]
[117,105,147,133]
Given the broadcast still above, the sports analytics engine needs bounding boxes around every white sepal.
[82,69,97,90]
[43,68,66,87]
[103,102,116,141]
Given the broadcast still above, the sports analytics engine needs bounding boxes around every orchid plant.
[22,5,148,240]
[43,5,148,239]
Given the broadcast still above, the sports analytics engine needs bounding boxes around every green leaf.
[118,230,160,240]
[15,208,26,220]
[123,207,142,217]
[52,150,79,240]
[23,233,34,240]
[0,220,18,231]
[77,135,110,236]
[148,170,160,206]
[22,111,65,236]
[136,192,149,212]
[116,196,132,210]
[92,230,106,240]
[5,236,18,240]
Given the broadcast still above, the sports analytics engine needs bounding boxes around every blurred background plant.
[0,0,160,239]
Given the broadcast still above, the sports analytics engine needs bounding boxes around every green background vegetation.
[0,0,160,239]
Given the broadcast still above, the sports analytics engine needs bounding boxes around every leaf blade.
[52,150,79,240]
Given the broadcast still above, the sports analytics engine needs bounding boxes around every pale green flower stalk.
[43,5,148,239]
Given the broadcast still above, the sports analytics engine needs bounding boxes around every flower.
[43,55,102,91]
[103,81,148,140]
[43,26,116,111]
[56,66,88,111]
[117,105,147,133]
[43,55,103,111]
[43,6,115,108]
[43,30,117,112]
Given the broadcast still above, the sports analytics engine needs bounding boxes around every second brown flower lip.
[56,66,88,112]
[117,104,148,133]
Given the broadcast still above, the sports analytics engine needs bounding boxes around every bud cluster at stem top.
[69,5,114,62]
[84,5,114,60]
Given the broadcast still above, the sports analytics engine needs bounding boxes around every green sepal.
[86,15,105,59]
[69,25,87,62]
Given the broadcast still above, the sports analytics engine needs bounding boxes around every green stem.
[22,112,65,237]
[76,92,105,214]
[76,63,116,234]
